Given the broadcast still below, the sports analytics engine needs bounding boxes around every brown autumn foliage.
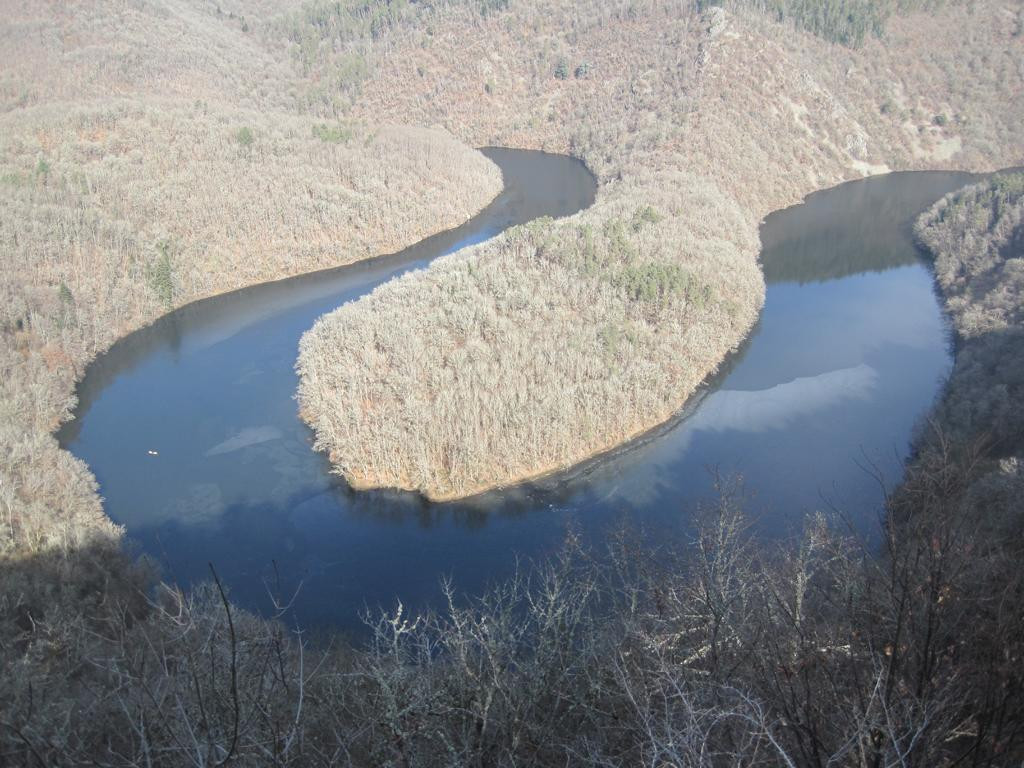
[298,169,762,498]
[299,0,1023,499]
[0,6,502,561]
[1,1,1023,764]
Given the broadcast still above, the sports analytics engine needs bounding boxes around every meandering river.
[59,149,982,630]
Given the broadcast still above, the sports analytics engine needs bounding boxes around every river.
[59,150,981,631]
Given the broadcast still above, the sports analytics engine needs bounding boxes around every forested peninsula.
[297,0,1023,499]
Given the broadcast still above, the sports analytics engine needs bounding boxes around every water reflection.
[688,363,879,437]
[761,170,978,284]
[62,162,994,631]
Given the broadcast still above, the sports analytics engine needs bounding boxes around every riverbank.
[298,1,1023,500]
[1,91,501,560]
[0,2,506,749]
[2,1,1023,762]
[6,168,1021,766]
[914,171,1024,460]
[298,168,762,500]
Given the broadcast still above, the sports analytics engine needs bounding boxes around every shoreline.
[48,146,503,423]
[55,172,507,448]
[0,126,504,557]
[333,348,726,503]
[304,164,1018,504]
[295,2,1023,503]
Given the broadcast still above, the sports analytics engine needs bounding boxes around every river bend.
[60,150,980,630]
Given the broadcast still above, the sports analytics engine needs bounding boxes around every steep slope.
[0,0,504,555]
[297,0,1024,499]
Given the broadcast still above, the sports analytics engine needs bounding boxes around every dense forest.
[295,0,1022,500]
[702,0,962,46]
[10,173,1021,766]
[2,0,1022,764]
[6,168,1024,761]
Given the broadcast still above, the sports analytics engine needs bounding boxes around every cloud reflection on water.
[689,363,878,438]
[206,426,284,456]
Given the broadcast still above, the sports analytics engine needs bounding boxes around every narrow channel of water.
[60,152,980,630]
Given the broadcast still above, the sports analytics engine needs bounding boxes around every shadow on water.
[761,169,980,284]
[59,157,1009,632]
